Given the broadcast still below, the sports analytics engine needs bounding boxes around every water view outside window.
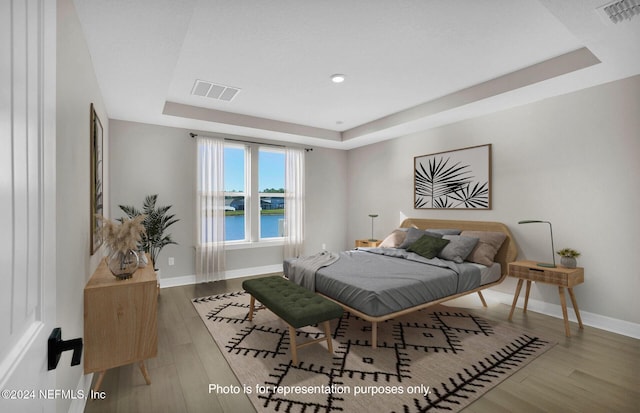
[224,146,245,241]
[259,148,285,239]
[223,145,285,241]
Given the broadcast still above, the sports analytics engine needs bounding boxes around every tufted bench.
[242,275,343,364]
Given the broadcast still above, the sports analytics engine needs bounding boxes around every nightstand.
[355,239,381,248]
[507,260,584,336]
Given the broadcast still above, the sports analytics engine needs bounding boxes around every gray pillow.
[398,227,442,249]
[438,235,479,263]
[427,228,462,236]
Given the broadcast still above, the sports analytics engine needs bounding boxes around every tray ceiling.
[73,0,640,149]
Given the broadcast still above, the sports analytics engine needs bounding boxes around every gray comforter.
[283,250,340,291]
[284,247,481,317]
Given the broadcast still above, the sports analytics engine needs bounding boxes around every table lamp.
[518,220,556,268]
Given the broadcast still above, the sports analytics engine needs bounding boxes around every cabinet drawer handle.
[529,268,544,273]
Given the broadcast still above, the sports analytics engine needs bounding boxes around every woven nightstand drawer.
[511,266,567,285]
[508,261,584,287]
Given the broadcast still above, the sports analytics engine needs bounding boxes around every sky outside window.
[224,147,285,191]
[259,149,285,192]
[224,146,244,192]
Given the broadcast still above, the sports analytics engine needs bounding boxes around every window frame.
[222,143,286,248]
[223,143,248,244]
[258,146,285,241]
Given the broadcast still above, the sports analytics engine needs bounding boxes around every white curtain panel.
[196,136,226,282]
[284,148,305,259]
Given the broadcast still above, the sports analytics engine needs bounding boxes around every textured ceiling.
[73,0,640,149]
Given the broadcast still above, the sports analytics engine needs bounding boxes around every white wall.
[346,75,640,325]
[109,121,194,278]
[109,120,349,281]
[56,0,109,411]
[305,147,350,252]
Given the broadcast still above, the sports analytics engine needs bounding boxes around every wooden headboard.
[399,218,517,274]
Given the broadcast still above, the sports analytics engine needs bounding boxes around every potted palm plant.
[119,194,179,271]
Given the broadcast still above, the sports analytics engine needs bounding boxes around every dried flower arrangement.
[97,214,146,254]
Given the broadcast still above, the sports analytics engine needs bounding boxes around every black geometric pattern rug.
[192,291,554,412]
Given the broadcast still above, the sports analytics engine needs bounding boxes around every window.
[224,145,246,241]
[259,148,285,240]
[197,136,303,257]
[223,143,285,243]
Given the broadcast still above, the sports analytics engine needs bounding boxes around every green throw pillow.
[407,235,450,259]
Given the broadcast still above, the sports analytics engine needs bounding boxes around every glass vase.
[107,249,139,279]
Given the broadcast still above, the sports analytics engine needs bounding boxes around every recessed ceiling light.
[331,74,346,83]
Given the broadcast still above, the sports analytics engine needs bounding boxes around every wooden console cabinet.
[84,255,157,391]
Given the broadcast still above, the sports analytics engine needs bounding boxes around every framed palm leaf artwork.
[90,103,104,254]
[414,144,491,209]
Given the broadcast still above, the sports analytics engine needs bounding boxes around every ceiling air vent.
[597,0,640,24]
[191,80,240,102]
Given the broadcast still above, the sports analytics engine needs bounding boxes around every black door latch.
[48,327,83,370]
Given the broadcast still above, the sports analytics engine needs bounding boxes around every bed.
[284,218,517,348]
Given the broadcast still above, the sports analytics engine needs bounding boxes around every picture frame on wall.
[414,144,491,210]
[90,103,104,255]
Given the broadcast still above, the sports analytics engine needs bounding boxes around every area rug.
[192,291,554,412]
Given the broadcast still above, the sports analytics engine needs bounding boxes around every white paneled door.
[0,1,57,412]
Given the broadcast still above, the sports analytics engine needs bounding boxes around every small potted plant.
[557,248,580,268]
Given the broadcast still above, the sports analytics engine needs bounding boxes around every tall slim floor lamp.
[518,220,556,268]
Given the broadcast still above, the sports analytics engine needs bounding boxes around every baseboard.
[159,264,284,289]
[67,373,93,413]
[483,290,640,339]
[224,264,283,280]
[159,274,196,288]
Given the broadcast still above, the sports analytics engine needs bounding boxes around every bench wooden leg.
[288,325,298,365]
[323,321,333,354]
[286,322,336,364]
[248,295,255,321]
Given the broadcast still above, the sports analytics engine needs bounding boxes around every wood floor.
[84,275,640,413]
